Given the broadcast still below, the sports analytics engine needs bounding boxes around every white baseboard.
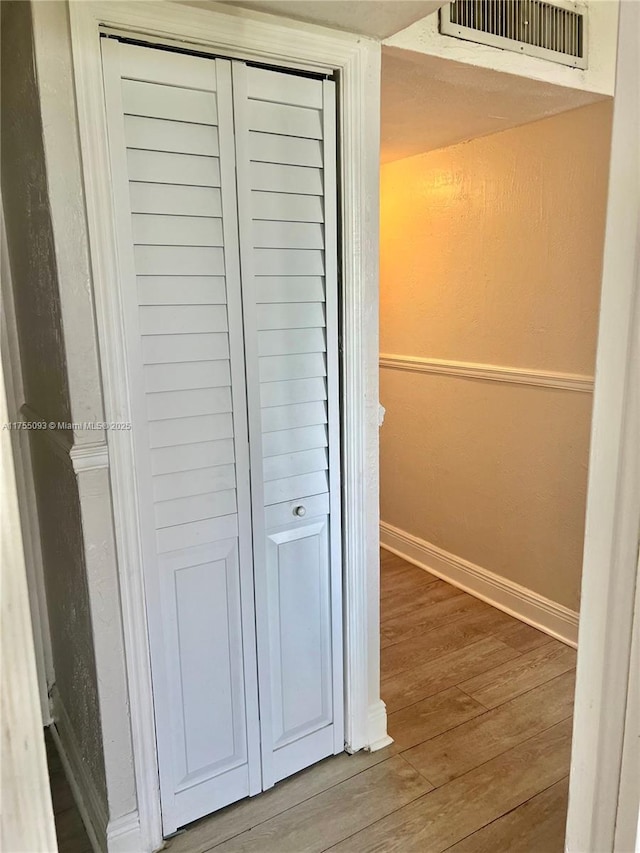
[49,689,108,853]
[380,522,579,648]
[50,691,144,852]
[366,699,394,752]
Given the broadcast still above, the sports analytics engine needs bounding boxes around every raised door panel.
[233,62,343,787]
[101,41,260,835]
[265,522,332,751]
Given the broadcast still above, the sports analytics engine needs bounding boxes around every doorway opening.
[377,45,613,850]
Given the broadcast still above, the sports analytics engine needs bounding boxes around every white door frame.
[69,3,383,850]
[565,1,640,849]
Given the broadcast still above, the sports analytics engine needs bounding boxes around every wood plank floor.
[47,550,576,852]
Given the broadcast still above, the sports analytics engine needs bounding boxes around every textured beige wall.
[380,101,613,611]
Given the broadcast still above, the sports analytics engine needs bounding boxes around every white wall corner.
[380,521,579,647]
[50,688,109,853]
[366,700,394,752]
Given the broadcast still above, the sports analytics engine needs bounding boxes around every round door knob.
[293,505,306,517]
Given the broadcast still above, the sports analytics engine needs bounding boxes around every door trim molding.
[566,2,640,847]
[69,4,382,849]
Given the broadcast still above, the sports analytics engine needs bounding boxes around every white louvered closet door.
[101,41,261,835]
[232,64,343,787]
[102,38,343,835]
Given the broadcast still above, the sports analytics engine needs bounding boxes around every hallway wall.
[379,100,613,617]
[0,0,107,812]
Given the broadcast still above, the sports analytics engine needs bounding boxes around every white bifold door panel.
[232,64,343,787]
[101,39,342,835]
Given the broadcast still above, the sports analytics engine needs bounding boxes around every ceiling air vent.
[440,0,588,68]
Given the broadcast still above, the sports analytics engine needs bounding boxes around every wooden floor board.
[381,591,496,648]
[443,777,570,853]
[326,719,573,853]
[403,670,576,785]
[380,569,438,597]
[497,620,555,652]
[386,687,486,752]
[47,550,574,853]
[458,640,577,709]
[166,747,400,853]
[381,578,462,624]
[381,635,518,712]
[208,756,431,853]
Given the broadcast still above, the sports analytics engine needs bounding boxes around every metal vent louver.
[440,0,587,68]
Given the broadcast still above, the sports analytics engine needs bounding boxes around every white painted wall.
[0,280,58,853]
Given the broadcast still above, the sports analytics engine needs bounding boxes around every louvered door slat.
[255,277,325,304]
[263,448,328,482]
[124,114,220,155]
[259,353,327,382]
[250,162,323,194]
[132,214,224,247]
[154,488,237,528]
[129,183,222,216]
[248,100,322,138]
[121,78,218,124]
[143,360,231,392]
[150,438,235,476]
[260,377,327,407]
[138,305,228,335]
[253,221,324,249]
[246,65,323,109]
[258,327,326,356]
[146,386,232,421]
[137,276,227,306]
[249,132,322,167]
[142,332,229,364]
[148,411,233,450]
[127,150,222,186]
[134,246,225,276]
[153,463,237,502]
[102,41,260,835]
[251,190,323,222]
[257,303,325,330]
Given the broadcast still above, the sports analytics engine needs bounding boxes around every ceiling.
[182,1,606,163]
[216,0,445,39]
[381,46,606,163]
